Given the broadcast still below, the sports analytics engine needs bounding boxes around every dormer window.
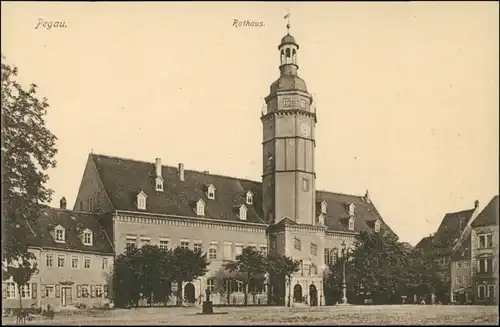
[54,225,65,243]
[348,217,355,231]
[348,203,355,216]
[246,191,253,205]
[155,177,164,192]
[207,184,216,200]
[196,199,205,216]
[374,220,381,232]
[137,191,147,210]
[239,205,247,220]
[83,229,93,246]
[321,201,327,214]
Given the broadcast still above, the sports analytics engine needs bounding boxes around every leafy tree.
[265,252,300,307]
[1,55,57,267]
[4,258,38,310]
[325,231,421,304]
[113,246,173,308]
[170,247,210,306]
[135,245,172,306]
[223,247,267,306]
[113,248,142,308]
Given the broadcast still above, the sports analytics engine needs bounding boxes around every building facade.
[72,28,395,306]
[416,200,480,303]
[471,196,499,305]
[2,205,114,310]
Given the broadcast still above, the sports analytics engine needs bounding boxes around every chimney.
[178,163,185,182]
[364,190,371,203]
[155,158,162,178]
[474,200,479,209]
[60,197,67,209]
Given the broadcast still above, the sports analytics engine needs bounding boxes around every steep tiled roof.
[451,234,471,260]
[26,206,114,254]
[471,195,499,228]
[316,190,392,234]
[90,154,390,234]
[433,208,476,249]
[416,236,434,252]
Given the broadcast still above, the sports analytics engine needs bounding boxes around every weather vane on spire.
[284,12,291,34]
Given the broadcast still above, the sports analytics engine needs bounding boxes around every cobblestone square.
[2,305,498,325]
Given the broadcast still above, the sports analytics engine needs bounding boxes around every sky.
[1,1,498,245]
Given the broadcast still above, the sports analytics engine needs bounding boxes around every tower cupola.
[271,23,308,94]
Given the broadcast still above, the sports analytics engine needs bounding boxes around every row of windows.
[78,192,102,211]
[293,237,319,256]
[45,253,108,270]
[324,248,339,266]
[54,225,93,246]
[3,283,109,300]
[3,282,33,299]
[39,284,108,299]
[455,275,470,286]
[456,260,470,269]
[302,263,318,276]
[478,234,494,249]
[138,186,255,210]
[281,97,307,110]
[125,237,267,260]
[205,278,267,294]
[477,284,496,299]
[478,258,493,273]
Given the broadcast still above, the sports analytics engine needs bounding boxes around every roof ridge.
[444,208,475,216]
[90,154,374,199]
[90,153,261,184]
[42,206,100,216]
[313,189,367,198]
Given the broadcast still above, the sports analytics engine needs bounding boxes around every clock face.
[300,123,310,137]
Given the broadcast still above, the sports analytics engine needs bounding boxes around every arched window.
[285,48,291,58]
[292,49,297,64]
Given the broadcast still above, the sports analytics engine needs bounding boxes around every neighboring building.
[2,201,114,310]
[450,234,472,304]
[471,195,499,305]
[416,201,480,303]
[72,27,396,306]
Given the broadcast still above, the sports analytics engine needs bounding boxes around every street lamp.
[340,241,349,305]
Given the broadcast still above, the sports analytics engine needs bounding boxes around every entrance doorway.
[184,282,196,304]
[309,284,318,306]
[293,284,303,303]
[61,287,72,307]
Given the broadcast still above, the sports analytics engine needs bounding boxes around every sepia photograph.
[1,1,498,325]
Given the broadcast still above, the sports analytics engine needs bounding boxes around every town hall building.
[72,26,395,307]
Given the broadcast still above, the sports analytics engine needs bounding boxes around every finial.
[284,13,291,34]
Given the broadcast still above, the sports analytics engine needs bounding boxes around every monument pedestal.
[202,301,214,314]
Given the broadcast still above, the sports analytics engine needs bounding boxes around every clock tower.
[261,27,317,225]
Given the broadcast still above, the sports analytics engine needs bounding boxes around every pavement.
[2,304,498,325]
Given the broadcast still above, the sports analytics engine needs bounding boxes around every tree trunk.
[244,273,249,306]
[288,276,291,307]
[177,280,182,306]
[18,285,23,310]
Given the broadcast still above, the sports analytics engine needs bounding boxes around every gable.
[471,196,499,228]
[73,153,115,213]
[90,154,393,233]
